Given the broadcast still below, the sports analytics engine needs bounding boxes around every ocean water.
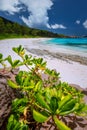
[43,38,87,54]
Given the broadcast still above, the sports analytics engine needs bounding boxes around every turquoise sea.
[43,38,87,54]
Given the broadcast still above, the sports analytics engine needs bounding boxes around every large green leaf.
[49,97,58,113]
[53,116,71,130]
[60,98,76,112]
[59,103,80,116]
[33,109,48,123]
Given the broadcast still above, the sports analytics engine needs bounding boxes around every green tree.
[5,22,14,33]
[0,18,5,33]
[13,23,22,34]
[21,26,30,36]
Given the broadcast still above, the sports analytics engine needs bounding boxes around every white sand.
[0,38,87,88]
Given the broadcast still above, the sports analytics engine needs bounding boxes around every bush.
[0,45,87,130]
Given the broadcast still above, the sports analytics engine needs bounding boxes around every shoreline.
[0,38,87,88]
[25,47,87,65]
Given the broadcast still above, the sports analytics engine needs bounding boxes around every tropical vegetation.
[0,45,87,130]
[0,16,67,39]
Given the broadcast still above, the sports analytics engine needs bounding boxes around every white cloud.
[0,0,67,29]
[0,0,21,15]
[83,20,87,29]
[76,20,80,24]
[48,23,66,29]
[20,0,53,28]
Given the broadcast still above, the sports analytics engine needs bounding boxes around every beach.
[0,38,87,89]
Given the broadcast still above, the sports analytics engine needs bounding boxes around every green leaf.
[7,114,28,130]
[16,71,23,85]
[20,125,28,130]
[18,45,22,52]
[12,98,28,115]
[7,115,14,130]
[59,103,80,116]
[23,86,34,90]
[7,55,13,66]
[60,98,76,112]
[53,116,71,130]
[13,122,21,130]
[13,60,20,67]
[49,97,58,113]
[58,94,72,110]
[25,54,28,60]
[23,77,30,86]
[57,89,62,99]
[0,53,3,59]
[13,47,18,53]
[7,115,21,130]
[34,81,42,91]
[7,80,20,89]
[76,104,87,115]
[15,71,31,87]
[81,104,87,112]
[33,109,48,123]
[36,92,50,110]
[13,45,24,55]
[44,88,51,104]
[0,53,4,64]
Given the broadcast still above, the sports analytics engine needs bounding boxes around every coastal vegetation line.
[0,16,67,40]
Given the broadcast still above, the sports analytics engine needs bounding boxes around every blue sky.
[0,0,87,36]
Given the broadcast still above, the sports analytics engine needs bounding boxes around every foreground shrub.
[0,45,87,130]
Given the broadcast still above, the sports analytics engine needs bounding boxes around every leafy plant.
[0,53,6,69]
[6,55,21,69]
[0,45,87,130]
[7,114,28,130]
